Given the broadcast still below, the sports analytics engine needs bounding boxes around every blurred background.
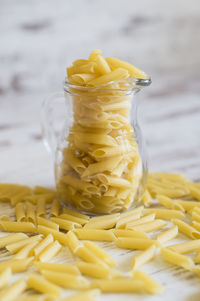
[0,0,200,186]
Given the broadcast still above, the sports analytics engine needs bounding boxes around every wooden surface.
[0,0,200,300]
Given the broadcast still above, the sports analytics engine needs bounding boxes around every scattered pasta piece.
[132,270,164,294]
[27,273,61,297]
[0,267,12,289]
[0,278,27,301]
[161,247,193,269]
[132,245,156,270]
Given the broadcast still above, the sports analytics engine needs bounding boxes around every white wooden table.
[0,0,200,300]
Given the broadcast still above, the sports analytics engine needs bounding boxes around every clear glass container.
[41,77,151,215]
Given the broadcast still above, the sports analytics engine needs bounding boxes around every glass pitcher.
[41,77,151,215]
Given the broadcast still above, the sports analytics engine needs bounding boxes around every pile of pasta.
[57,49,149,214]
[0,173,200,300]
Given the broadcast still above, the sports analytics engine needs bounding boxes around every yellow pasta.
[26,201,36,224]
[96,55,111,74]
[169,239,200,254]
[0,257,34,273]
[83,215,119,230]
[191,221,200,232]
[0,268,12,289]
[37,225,68,245]
[115,211,142,229]
[41,269,89,289]
[140,189,152,207]
[161,247,193,269]
[112,229,148,239]
[50,199,60,217]
[27,273,61,297]
[6,235,42,254]
[76,262,111,279]
[37,216,59,231]
[19,295,47,301]
[14,240,39,259]
[83,241,116,267]
[88,49,102,61]
[142,208,185,220]
[0,221,37,233]
[0,233,28,248]
[38,240,62,262]
[132,245,156,270]
[66,230,80,253]
[126,213,155,228]
[51,217,81,231]
[172,218,200,239]
[61,289,100,301]
[127,219,167,233]
[191,211,200,223]
[194,252,200,264]
[0,279,27,301]
[189,184,200,201]
[176,200,200,211]
[62,208,89,220]
[58,213,88,225]
[156,195,185,211]
[36,198,46,218]
[33,234,54,257]
[75,246,106,266]
[74,229,117,242]
[91,278,144,293]
[0,214,10,221]
[156,226,178,244]
[34,261,80,275]
[15,202,26,222]
[115,237,159,250]
[132,270,164,294]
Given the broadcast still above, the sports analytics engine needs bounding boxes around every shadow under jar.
[41,77,151,215]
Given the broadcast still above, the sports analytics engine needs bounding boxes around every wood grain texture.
[0,0,200,300]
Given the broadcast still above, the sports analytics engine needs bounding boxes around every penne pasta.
[27,273,61,297]
[38,240,62,262]
[112,229,148,239]
[0,233,28,249]
[83,241,116,267]
[50,199,60,217]
[142,208,185,220]
[0,221,37,233]
[41,269,89,289]
[33,234,54,257]
[15,202,26,222]
[0,279,27,301]
[87,68,129,86]
[83,215,119,230]
[66,230,80,253]
[37,216,59,231]
[36,198,46,218]
[26,201,36,224]
[91,278,144,293]
[51,217,81,231]
[194,252,200,264]
[176,200,200,211]
[127,219,167,233]
[34,261,80,275]
[76,262,111,279]
[58,213,88,225]
[161,247,193,269]
[37,225,68,245]
[75,246,106,266]
[115,237,159,250]
[116,212,142,229]
[132,245,156,270]
[132,270,164,294]
[169,239,200,254]
[156,226,178,244]
[126,213,156,228]
[62,208,89,220]
[6,235,42,254]
[191,221,200,232]
[14,240,39,259]
[156,195,185,211]
[140,189,152,207]
[0,214,10,221]
[0,257,34,273]
[171,219,200,239]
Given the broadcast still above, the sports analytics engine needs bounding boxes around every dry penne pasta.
[172,219,200,239]
[161,247,193,269]
[61,289,100,301]
[140,189,152,207]
[37,225,68,245]
[66,231,80,253]
[115,237,159,250]
[33,186,56,195]
[0,214,10,221]
[176,200,200,211]
[15,202,26,222]
[6,235,42,254]
[142,208,185,220]
[34,261,80,275]
[126,213,155,228]
[51,217,81,231]
[37,216,59,230]
[194,252,200,264]
[76,262,111,279]
[58,213,88,225]
[33,234,54,257]
[0,268,12,289]
[74,229,117,242]
[169,239,200,254]
[91,278,144,293]
[112,229,148,239]
[38,240,62,262]
[132,245,156,270]
[191,221,200,232]
[75,246,106,266]
[189,184,200,201]
[0,279,27,301]
[0,221,37,233]
[115,212,142,229]
[26,201,36,224]
[14,240,39,259]
[50,199,60,217]
[0,257,34,273]
[156,226,178,244]
[132,270,164,294]
[36,198,46,218]
[41,269,89,289]
[156,195,185,211]
[62,208,89,220]
[83,241,116,267]
[0,233,28,248]
[191,211,200,223]
[27,273,61,297]
[127,219,167,233]
[83,215,119,230]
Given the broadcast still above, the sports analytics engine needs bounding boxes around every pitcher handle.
[41,92,66,154]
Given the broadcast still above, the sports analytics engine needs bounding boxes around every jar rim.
[63,77,151,95]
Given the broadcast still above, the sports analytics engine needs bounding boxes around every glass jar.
[41,77,151,215]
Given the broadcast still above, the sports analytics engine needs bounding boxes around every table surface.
[0,0,200,300]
